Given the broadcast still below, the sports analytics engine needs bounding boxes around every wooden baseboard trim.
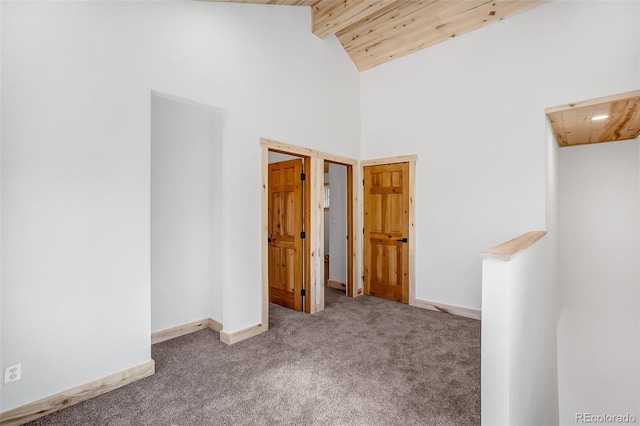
[327,280,346,291]
[152,319,208,344]
[411,298,481,320]
[220,324,266,345]
[151,318,224,345]
[0,360,155,426]
[208,318,223,332]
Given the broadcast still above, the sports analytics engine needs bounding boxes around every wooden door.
[268,159,304,311]
[363,162,409,303]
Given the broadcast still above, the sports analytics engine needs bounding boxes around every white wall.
[360,1,639,312]
[328,163,347,284]
[481,234,559,426]
[482,120,560,423]
[557,140,639,424]
[151,93,224,333]
[2,2,152,412]
[1,1,359,412]
[508,235,559,425]
[482,92,561,426]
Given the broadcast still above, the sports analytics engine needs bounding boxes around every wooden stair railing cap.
[479,231,547,262]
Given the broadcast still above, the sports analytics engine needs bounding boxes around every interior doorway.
[261,139,358,319]
[363,162,410,303]
[361,155,417,305]
[324,161,351,297]
[266,150,311,313]
[268,157,305,311]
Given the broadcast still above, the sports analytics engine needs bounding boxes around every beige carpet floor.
[28,287,480,425]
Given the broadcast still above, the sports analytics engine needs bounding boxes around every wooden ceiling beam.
[337,0,438,52]
[338,0,474,58]
[344,0,542,71]
[206,0,316,6]
[312,0,396,39]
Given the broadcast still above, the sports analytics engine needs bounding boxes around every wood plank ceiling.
[211,0,545,71]
[546,90,640,148]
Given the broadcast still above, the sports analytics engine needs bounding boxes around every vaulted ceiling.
[210,0,545,71]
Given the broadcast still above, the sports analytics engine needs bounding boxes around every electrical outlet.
[4,363,21,385]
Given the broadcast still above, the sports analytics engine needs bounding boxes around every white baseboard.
[220,324,266,345]
[411,298,481,320]
[151,318,224,345]
[0,360,155,426]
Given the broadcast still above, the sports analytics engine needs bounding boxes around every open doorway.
[261,139,358,320]
[266,150,311,313]
[360,155,417,306]
[324,161,350,298]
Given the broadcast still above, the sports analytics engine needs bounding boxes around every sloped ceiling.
[209,0,545,71]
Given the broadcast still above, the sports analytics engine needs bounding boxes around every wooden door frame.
[261,139,358,317]
[360,155,417,305]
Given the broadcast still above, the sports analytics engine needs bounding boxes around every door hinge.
[346,235,349,240]
[300,173,306,181]
[268,237,272,243]
[363,227,365,234]
[363,179,365,186]
[301,288,306,297]
[362,275,365,281]
[300,231,306,239]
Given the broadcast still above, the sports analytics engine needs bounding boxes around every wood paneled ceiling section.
[212,0,545,71]
[546,90,640,148]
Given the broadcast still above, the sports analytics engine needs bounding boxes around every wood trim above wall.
[261,138,358,165]
[0,361,155,426]
[323,152,358,166]
[360,154,418,167]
